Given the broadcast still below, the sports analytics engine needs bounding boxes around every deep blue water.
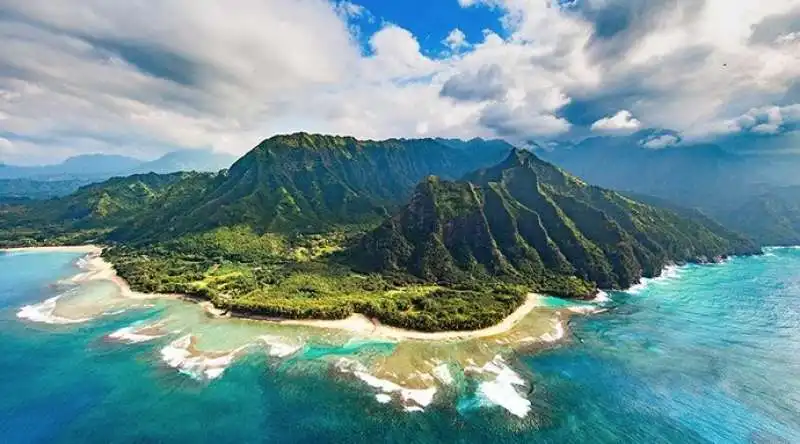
[1,249,799,443]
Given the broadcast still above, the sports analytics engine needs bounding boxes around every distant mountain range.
[539,134,800,246]
[0,149,237,200]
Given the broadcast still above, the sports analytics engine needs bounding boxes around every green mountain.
[349,150,756,296]
[114,133,511,242]
[0,178,94,200]
[0,135,762,331]
[0,172,209,247]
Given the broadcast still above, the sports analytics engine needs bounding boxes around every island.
[0,134,758,332]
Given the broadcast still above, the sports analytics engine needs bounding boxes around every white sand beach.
[7,245,562,342]
[259,293,547,341]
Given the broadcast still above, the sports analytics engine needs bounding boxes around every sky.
[0,0,798,164]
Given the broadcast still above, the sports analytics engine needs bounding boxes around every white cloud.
[775,31,799,44]
[0,0,798,163]
[640,134,680,149]
[0,137,13,154]
[591,110,642,133]
[444,28,469,51]
[725,104,800,134]
[334,1,367,19]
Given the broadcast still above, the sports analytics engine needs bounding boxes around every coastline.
[5,245,560,342]
[249,294,547,341]
[2,245,103,254]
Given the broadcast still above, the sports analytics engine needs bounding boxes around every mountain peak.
[261,133,359,150]
[503,148,535,166]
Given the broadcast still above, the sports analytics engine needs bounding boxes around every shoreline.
[6,245,561,342]
[235,293,548,341]
[2,245,103,254]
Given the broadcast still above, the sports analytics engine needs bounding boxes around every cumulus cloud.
[640,134,680,149]
[334,1,367,19]
[0,0,799,163]
[590,110,642,133]
[726,104,800,135]
[443,28,469,51]
[440,65,508,102]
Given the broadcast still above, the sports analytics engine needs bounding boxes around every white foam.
[159,335,240,381]
[17,295,92,325]
[591,290,611,303]
[467,355,531,418]
[567,305,601,314]
[626,281,648,294]
[335,358,438,410]
[108,323,164,344]
[432,364,454,385]
[258,335,302,357]
[541,319,566,342]
[375,394,392,404]
[627,264,684,294]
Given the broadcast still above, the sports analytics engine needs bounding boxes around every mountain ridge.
[349,149,756,296]
[0,135,763,331]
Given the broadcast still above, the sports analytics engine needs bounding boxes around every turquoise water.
[1,249,799,443]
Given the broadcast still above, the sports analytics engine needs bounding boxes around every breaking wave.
[108,322,166,344]
[335,358,438,411]
[258,335,303,358]
[17,294,92,325]
[160,335,244,381]
[466,355,531,418]
[627,264,684,294]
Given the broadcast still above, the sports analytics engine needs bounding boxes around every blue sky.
[0,0,798,164]
[347,0,505,57]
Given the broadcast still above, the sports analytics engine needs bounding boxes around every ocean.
[1,248,799,443]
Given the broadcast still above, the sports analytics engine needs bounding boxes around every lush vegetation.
[103,230,526,332]
[0,134,762,331]
[113,133,511,241]
[0,178,93,200]
[0,172,209,248]
[350,149,758,294]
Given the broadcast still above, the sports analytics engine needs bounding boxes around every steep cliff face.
[350,150,757,296]
[114,133,511,241]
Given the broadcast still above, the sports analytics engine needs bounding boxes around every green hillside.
[0,136,760,332]
[349,150,757,295]
[114,133,511,242]
[0,172,206,247]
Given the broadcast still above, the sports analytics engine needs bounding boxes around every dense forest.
[0,134,761,331]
